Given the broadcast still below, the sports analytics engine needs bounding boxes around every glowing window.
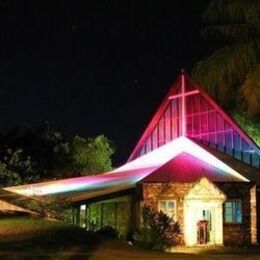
[224,200,242,223]
[80,204,86,210]
[158,200,176,221]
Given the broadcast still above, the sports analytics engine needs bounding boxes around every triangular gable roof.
[140,152,245,183]
[4,137,248,202]
[191,139,260,185]
[184,177,226,201]
[128,72,260,168]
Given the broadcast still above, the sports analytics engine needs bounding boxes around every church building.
[5,72,260,246]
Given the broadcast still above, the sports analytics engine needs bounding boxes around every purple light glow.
[4,137,248,197]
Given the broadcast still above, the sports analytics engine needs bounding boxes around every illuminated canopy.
[5,136,249,202]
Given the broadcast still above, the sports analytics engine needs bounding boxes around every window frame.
[158,199,177,221]
[224,199,242,224]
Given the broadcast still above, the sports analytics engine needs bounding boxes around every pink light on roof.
[4,165,157,197]
[4,136,248,197]
[179,137,248,181]
[112,136,248,182]
[111,137,185,172]
[128,72,260,168]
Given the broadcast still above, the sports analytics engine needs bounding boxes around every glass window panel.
[152,127,158,149]
[225,200,242,223]
[193,95,201,113]
[201,113,208,134]
[172,117,178,139]
[234,131,241,160]
[164,105,171,142]
[252,153,260,168]
[217,132,224,151]
[225,214,232,223]
[145,136,151,154]
[201,97,209,112]
[159,200,176,221]
[209,134,216,147]
[177,98,182,135]
[158,117,164,146]
[242,141,250,164]
[171,99,177,118]
[186,115,193,135]
[186,95,193,115]
[209,111,216,132]
[140,146,145,156]
[193,115,200,135]
[80,204,86,211]
[160,201,166,210]
[217,113,225,131]
[225,130,233,155]
[168,201,174,208]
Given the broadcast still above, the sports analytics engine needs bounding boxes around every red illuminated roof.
[141,152,242,183]
[128,71,260,168]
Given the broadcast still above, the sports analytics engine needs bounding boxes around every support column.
[215,203,224,245]
[250,185,257,244]
[76,206,80,226]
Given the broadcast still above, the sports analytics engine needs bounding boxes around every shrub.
[96,226,118,238]
[136,204,182,250]
[23,197,73,224]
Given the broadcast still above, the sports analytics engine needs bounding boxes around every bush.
[22,197,73,224]
[96,226,118,238]
[136,204,182,250]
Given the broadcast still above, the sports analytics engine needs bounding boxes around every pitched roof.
[4,137,249,202]
[128,72,260,168]
[191,139,260,185]
[141,152,245,183]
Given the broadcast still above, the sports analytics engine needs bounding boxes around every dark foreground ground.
[0,217,260,259]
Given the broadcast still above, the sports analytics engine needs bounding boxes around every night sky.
[0,1,215,165]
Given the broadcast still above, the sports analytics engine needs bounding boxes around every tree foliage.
[24,197,73,224]
[192,0,260,118]
[70,135,114,174]
[0,148,38,187]
[232,111,260,146]
[0,123,115,186]
[0,123,65,180]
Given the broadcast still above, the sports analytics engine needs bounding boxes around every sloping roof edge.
[128,72,260,161]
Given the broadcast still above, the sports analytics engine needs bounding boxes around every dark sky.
[0,1,214,165]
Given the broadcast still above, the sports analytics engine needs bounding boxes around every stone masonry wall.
[140,183,193,234]
[140,182,256,245]
[215,182,256,245]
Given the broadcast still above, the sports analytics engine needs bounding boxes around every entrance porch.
[183,178,226,246]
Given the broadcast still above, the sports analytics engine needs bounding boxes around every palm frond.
[203,0,260,26]
[239,64,260,118]
[202,23,259,42]
[192,42,258,107]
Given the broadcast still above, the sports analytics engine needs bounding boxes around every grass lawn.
[0,217,260,259]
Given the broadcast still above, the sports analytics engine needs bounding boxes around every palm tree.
[192,0,260,118]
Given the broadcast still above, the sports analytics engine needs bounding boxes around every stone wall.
[215,182,256,245]
[250,185,257,244]
[140,183,193,232]
[140,182,256,245]
[257,190,260,242]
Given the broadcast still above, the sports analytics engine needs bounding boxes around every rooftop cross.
[168,71,199,136]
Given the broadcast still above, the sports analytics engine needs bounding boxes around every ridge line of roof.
[127,72,260,162]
